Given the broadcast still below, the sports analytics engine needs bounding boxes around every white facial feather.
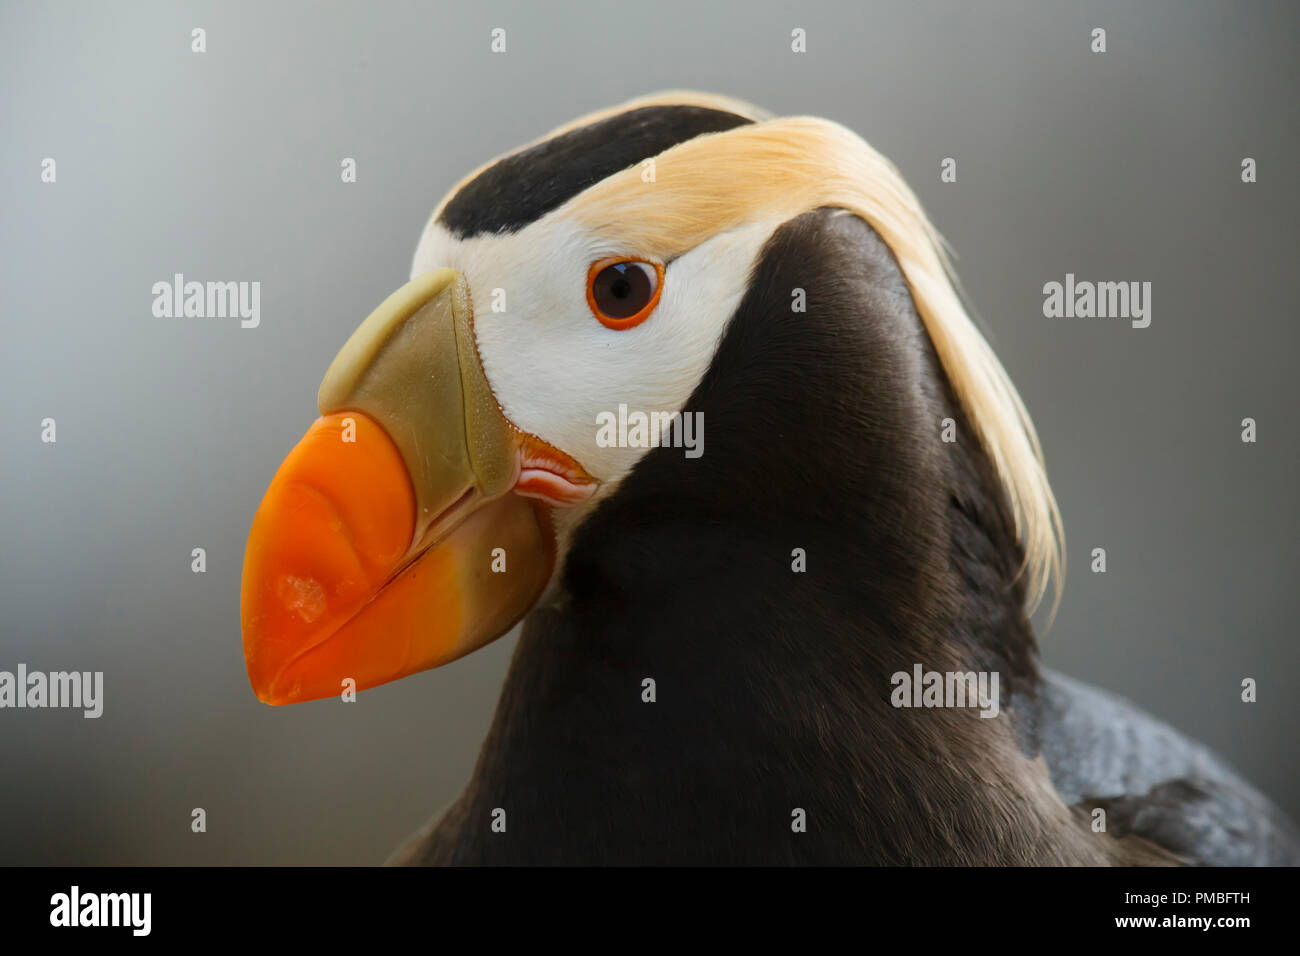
[411,214,777,489]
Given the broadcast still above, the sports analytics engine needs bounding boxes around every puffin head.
[240,91,1062,705]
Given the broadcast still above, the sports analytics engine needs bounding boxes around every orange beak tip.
[240,412,559,705]
[240,412,417,706]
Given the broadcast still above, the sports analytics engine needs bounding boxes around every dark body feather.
[393,209,1297,866]
[1029,670,1299,866]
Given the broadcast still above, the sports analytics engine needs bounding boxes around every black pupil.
[594,263,652,319]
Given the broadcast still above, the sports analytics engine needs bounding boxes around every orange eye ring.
[586,256,664,330]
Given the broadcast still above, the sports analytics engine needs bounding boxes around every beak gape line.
[240,270,594,705]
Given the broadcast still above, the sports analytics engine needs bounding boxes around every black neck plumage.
[424,208,1065,864]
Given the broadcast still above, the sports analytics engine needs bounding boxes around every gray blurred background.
[1,0,1296,864]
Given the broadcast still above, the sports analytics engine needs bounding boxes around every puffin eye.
[586,257,664,329]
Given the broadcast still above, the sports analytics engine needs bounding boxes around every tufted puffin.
[239,92,1299,866]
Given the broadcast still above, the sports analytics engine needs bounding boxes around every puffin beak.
[240,269,593,705]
